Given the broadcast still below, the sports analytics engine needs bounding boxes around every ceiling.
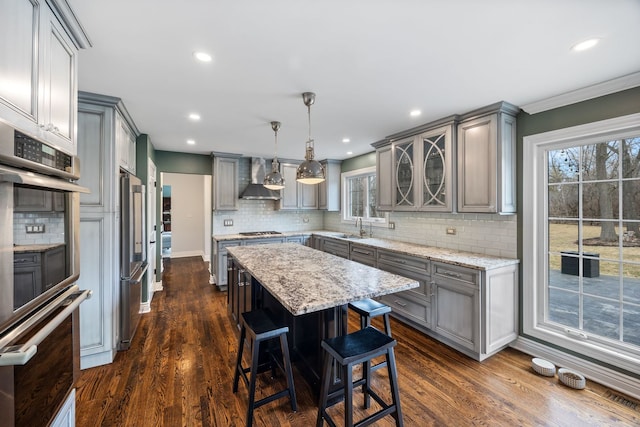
[69,0,640,161]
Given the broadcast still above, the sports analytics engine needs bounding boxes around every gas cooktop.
[238,231,283,236]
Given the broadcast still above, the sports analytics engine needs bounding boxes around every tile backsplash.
[14,212,66,245]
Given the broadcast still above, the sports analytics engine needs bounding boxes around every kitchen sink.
[340,234,366,240]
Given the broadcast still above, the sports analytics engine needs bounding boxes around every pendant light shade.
[296,92,325,184]
[264,121,285,190]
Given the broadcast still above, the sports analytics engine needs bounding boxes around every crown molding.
[521,72,640,115]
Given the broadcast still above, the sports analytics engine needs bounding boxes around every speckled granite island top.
[226,243,419,315]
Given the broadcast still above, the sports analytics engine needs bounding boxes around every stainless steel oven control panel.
[0,122,79,180]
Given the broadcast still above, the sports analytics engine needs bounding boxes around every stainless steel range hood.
[240,158,281,200]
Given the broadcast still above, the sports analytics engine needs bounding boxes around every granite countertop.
[227,243,419,316]
[214,230,518,271]
[212,230,316,241]
[13,243,66,253]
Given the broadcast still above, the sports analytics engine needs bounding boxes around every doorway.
[162,185,171,258]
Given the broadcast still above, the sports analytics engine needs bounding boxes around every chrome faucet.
[356,217,367,237]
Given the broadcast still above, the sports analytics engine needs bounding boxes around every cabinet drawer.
[433,262,478,287]
[322,238,349,258]
[244,237,285,245]
[350,244,376,266]
[380,291,431,328]
[377,249,430,276]
[14,253,41,266]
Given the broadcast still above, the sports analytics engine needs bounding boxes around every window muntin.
[342,167,386,224]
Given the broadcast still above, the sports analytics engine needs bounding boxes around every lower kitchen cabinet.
[431,261,518,360]
[316,237,517,361]
[13,252,42,309]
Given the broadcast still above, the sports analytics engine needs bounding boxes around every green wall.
[341,151,376,172]
[154,150,211,175]
[516,86,640,372]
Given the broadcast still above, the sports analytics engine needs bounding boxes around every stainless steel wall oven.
[0,123,90,426]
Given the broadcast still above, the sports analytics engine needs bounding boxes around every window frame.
[523,112,640,374]
[341,166,388,226]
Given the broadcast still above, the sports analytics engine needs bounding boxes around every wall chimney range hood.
[240,157,281,200]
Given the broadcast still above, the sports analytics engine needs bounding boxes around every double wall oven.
[0,123,90,426]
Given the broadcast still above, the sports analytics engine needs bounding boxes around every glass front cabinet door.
[390,123,454,212]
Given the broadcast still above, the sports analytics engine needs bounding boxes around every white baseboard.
[139,301,151,313]
[512,337,640,400]
[154,280,163,292]
[169,250,203,259]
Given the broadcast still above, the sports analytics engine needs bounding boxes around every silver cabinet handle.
[394,300,407,307]
[443,271,462,278]
[0,288,90,366]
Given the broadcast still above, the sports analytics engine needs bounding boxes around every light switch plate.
[446,227,456,235]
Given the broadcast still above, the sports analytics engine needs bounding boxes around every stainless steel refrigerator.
[119,171,147,350]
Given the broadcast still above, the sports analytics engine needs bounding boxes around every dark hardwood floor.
[76,257,640,426]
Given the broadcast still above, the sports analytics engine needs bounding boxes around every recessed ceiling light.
[188,113,201,121]
[410,110,421,117]
[187,139,196,145]
[342,138,350,143]
[193,51,212,62]
[347,151,353,155]
[571,38,599,52]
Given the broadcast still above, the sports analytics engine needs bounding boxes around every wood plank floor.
[76,257,640,426]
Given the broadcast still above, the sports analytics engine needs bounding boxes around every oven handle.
[0,164,90,193]
[0,289,91,366]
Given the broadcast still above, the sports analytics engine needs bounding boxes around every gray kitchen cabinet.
[318,159,342,211]
[457,102,518,214]
[0,0,89,156]
[214,240,243,288]
[212,153,241,211]
[14,188,65,212]
[116,112,137,174]
[285,234,311,246]
[376,249,432,329]
[374,121,455,212]
[431,261,518,361]
[77,93,139,369]
[349,243,376,267]
[13,252,42,309]
[375,145,393,211]
[278,161,318,210]
[319,236,349,258]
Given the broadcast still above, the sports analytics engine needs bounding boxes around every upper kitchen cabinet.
[116,112,136,173]
[0,0,90,156]
[317,159,342,211]
[457,102,518,214]
[374,120,456,212]
[277,160,318,210]
[212,152,240,211]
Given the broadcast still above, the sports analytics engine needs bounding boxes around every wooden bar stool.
[348,298,392,336]
[233,309,297,427]
[316,326,403,427]
[349,298,393,408]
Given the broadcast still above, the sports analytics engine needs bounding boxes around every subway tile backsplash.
[14,212,66,245]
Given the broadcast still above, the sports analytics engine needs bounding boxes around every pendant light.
[296,92,325,184]
[263,121,285,190]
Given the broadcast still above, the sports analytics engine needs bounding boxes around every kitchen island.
[226,243,419,393]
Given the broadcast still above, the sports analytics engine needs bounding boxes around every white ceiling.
[69,0,640,161]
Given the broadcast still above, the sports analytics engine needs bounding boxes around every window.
[523,113,640,374]
[342,166,386,224]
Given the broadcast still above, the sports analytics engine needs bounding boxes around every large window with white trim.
[523,113,640,373]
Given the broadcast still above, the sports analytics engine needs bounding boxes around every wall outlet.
[388,221,395,230]
[223,219,233,226]
[446,227,456,235]
[26,224,45,233]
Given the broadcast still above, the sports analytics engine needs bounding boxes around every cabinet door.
[14,187,52,211]
[38,4,78,155]
[419,125,453,212]
[117,113,136,173]
[457,114,497,213]
[376,146,393,211]
[0,0,38,120]
[213,156,239,210]
[299,179,318,209]
[393,138,415,209]
[278,163,299,209]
